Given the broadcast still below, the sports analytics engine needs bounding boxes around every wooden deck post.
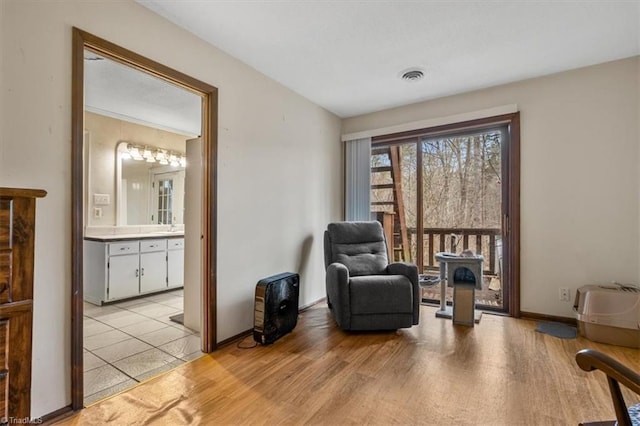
[374,212,395,262]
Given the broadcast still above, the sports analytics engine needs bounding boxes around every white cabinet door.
[140,251,167,293]
[108,254,140,300]
[167,249,184,288]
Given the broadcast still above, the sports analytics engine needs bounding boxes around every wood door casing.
[72,30,219,409]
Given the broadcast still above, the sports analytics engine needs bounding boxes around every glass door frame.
[371,113,520,316]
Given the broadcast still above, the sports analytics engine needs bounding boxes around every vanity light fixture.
[155,150,169,165]
[142,148,154,161]
[123,143,185,167]
[127,144,144,161]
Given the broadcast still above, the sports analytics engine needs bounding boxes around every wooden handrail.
[410,227,501,234]
[406,227,501,274]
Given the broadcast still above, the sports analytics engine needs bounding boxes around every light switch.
[93,194,110,206]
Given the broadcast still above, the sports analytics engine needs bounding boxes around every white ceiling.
[137,1,639,118]
[85,51,202,136]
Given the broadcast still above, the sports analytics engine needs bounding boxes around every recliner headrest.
[327,221,384,244]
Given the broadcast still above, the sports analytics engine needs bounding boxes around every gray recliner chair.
[324,221,420,331]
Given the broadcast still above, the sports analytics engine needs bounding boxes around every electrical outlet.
[93,193,110,206]
[93,207,103,219]
[559,287,570,302]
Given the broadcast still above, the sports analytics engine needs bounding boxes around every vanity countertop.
[84,232,184,242]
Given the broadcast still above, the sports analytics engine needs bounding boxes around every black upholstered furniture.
[323,221,420,331]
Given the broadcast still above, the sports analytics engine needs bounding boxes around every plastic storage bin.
[574,284,640,348]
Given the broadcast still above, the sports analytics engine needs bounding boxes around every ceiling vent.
[400,68,425,82]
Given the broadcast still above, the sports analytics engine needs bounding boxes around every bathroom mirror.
[116,141,186,226]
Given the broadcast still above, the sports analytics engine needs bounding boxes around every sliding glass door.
[418,129,504,310]
[370,117,517,314]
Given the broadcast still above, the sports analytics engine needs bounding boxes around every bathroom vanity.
[84,233,184,305]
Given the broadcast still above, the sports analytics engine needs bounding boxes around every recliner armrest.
[387,262,420,325]
[387,262,417,280]
[326,262,351,329]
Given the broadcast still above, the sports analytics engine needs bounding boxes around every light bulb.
[128,145,143,161]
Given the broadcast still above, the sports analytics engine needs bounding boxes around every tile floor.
[83,289,204,405]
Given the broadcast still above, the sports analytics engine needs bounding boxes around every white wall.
[343,57,640,319]
[1,0,342,417]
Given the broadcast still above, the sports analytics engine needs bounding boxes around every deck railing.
[407,227,501,275]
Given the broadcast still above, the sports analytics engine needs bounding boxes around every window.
[154,176,174,224]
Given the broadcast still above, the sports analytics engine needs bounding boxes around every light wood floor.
[55,305,639,426]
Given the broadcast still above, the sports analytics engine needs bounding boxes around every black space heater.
[253,272,300,345]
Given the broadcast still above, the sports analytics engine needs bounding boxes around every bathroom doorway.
[71,29,218,409]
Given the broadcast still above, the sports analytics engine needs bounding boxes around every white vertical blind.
[345,137,371,221]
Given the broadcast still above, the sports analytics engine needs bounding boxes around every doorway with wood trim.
[71,28,218,410]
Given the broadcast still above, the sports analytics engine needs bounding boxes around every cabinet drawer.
[0,200,11,250]
[141,239,166,253]
[108,241,139,256]
[0,320,6,421]
[167,238,184,250]
[0,253,11,304]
